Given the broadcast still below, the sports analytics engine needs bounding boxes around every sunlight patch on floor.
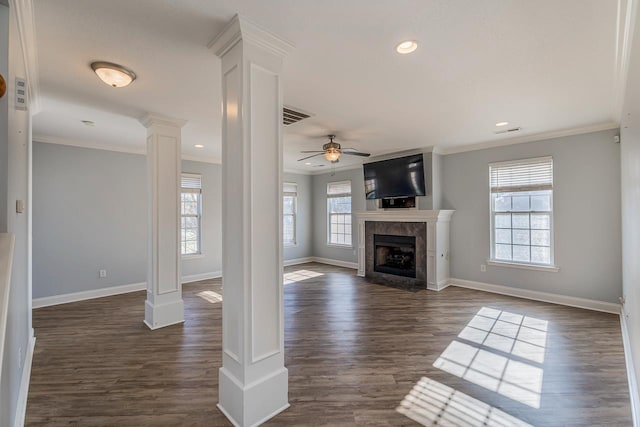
[196,290,222,304]
[397,377,532,427]
[284,269,324,285]
[433,307,548,408]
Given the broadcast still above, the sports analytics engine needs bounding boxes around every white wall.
[621,0,640,411]
[0,2,33,425]
[442,129,621,303]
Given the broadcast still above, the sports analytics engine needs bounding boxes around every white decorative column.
[141,113,186,330]
[210,15,293,426]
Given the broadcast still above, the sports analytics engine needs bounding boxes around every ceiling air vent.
[283,106,311,126]
[494,126,522,135]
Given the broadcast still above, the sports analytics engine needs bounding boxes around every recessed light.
[81,120,95,127]
[304,162,311,165]
[396,40,418,54]
[91,61,136,88]
[495,121,509,127]
[194,144,204,149]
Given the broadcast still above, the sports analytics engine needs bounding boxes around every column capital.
[139,113,187,129]
[208,14,295,59]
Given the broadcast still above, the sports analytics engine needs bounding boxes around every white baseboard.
[283,257,314,267]
[33,272,221,309]
[182,271,221,284]
[449,278,621,314]
[33,282,146,309]
[14,334,35,427]
[427,279,451,292]
[621,311,640,427]
[311,257,358,270]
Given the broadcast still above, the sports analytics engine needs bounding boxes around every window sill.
[327,243,353,249]
[487,259,559,272]
[183,254,205,260]
[284,243,298,248]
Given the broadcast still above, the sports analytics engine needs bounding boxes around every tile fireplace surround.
[354,210,455,291]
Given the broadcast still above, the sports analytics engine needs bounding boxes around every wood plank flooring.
[27,263,631,426]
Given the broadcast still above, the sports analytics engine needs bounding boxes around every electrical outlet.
[99,269,107,278]
[480,264,486,272]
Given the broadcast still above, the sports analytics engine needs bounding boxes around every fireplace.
[374,234,416,278]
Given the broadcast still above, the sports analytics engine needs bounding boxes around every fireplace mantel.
[354,210,454,223]
[354,210,455,290]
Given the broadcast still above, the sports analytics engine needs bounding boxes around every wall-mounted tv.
[363,154,426,200]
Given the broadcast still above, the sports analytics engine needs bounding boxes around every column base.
[218,366,289,427]
[143,298,184,330]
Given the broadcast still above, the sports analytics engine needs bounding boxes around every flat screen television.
[363,154,426,200]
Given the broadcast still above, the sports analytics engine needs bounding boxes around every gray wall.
[33,143,312,299]
[283,172,313,261]
[442,129,621,303]
[311,168,365,264]
[32,143,225,298]
[620,2,640,404]
[1,3,32,424]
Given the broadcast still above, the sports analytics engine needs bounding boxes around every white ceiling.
[32,0,621,173]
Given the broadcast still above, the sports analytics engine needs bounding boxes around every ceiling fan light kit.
[298,134,370,163]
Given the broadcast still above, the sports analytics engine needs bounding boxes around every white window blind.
[181,174,202,193]
[283,182,297,196]
[327,181,351,196]
[490,157,553,193]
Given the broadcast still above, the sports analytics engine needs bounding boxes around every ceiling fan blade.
[298,153,325,161]
[300,150,325,153]
[341,148,371,157]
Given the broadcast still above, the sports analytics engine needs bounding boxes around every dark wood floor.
[27,263,631,426]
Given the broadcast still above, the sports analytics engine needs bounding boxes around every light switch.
[16,200,24,214]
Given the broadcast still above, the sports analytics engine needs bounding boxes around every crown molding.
[33,134,220,164]
[139,113,187,129]
[209,14,294,58]
[438,122,620,155]
[182,154,221,164]
[9,0,40,114]
[614,0,638,121]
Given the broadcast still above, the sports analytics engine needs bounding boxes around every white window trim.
[283,182,297,247]
[486,259,560,272]
[327,180,353,248]
[488,157,556,268]
[181,173,203,257]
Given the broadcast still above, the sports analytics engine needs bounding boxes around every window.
[490,157,553,266]
[181,173,202,256]
[283,182,297,246]
[327,181,352,246]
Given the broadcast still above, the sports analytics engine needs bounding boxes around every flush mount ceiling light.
[495,121,509,127]
[91,61,136,88]
[396,40,418,54]
[194,144,204,149]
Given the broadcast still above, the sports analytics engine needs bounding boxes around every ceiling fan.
[298,135,370,163]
